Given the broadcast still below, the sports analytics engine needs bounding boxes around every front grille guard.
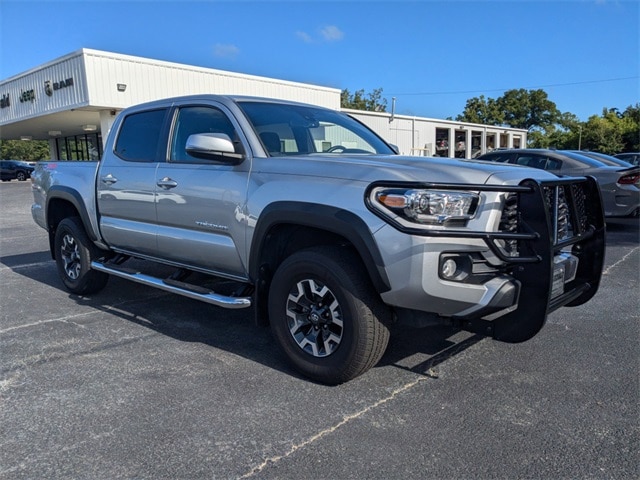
[489,176,605,342]
[491,177,603,263]
[366,176,606,343]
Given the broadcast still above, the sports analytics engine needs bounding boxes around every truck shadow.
[2,250,485,383]
[381,326,484,378]
[605,217,639,247]
[69,278,485,383]
[0,250,52,269]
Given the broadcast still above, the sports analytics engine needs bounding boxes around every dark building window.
[55,133,103,161]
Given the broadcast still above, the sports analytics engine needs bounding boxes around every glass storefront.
[55,133,102,161]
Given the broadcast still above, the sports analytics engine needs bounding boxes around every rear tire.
[268,246,391,384]
[54,217,109,295]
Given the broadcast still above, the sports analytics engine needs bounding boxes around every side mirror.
[185,133,244,164]
[389,144,400,155]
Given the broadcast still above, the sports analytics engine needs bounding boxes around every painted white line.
[0,260,53,272]
[0,293,168,335]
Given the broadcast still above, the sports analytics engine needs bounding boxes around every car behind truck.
[31,95,606,384]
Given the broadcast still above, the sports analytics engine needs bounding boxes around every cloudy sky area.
[1,0,638,121]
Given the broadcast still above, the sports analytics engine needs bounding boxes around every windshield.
[237,101,395,156]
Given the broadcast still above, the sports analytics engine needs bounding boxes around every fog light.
[439,254,472,282]
[441,259,458,279]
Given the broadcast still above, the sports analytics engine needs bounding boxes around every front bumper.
[370,176,606,342]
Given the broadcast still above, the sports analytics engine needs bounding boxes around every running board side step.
[90,261,252,309]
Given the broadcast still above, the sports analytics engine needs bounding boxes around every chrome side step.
[90,261,252,309]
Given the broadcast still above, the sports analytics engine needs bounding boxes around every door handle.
[100,174,118,185]
[157,177,178,189]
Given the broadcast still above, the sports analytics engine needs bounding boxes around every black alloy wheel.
[268,246,391,385]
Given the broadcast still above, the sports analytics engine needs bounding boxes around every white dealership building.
[0,49,526,160]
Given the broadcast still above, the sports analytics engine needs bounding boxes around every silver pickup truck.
[31,95,606,384]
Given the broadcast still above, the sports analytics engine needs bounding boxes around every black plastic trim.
[46,186,97,242]
[249,202,390,293]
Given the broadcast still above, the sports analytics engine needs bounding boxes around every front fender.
[249,201,390,294]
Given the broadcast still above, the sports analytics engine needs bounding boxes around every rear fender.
[46,186,97,257]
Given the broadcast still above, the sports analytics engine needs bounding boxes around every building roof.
[0,49,340,140]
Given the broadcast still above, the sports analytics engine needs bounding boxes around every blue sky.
[1,0,638,121]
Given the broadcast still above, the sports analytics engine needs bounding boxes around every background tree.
[455,95,503,125]
[456,88,637,153]
[0,139,50,161]
[619,103,640,152]
[457,88,560,133]
[341,87,387,112]
[580,110,626,154]
[498,88,561,132]
[529,112,581,149]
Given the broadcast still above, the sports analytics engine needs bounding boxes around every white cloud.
[296,31,313,43]
[320,25,344,42]
[213,43,240,59]
[296,25,344,44]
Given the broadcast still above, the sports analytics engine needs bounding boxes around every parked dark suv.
[0,160,35,181]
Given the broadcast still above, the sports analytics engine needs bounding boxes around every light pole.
[578,126,582,150]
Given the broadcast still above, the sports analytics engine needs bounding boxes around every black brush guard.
[367,176,606,342]
[465,176,605,342]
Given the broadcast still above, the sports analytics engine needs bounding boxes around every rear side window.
[515,155,546,169]
[479,152,513,163]
[115,109,167,162]
[515,155,561,170]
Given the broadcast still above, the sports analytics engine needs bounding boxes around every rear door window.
[115,109,168,162]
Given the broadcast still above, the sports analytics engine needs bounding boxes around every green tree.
[529,112,583,149]
[0,139,50,161]
[497,89,560,132]
[455,86,638,151]
[570,104,639,154]
[580,110,626,154]
[456,95,503,125]
[341,88,387,112]
[457,88,560,134]
[620,103,640,151]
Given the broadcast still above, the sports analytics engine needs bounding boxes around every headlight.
[370,187,479,226]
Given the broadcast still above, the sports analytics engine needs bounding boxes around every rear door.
[154,101,251,278]
[97,108,169,256]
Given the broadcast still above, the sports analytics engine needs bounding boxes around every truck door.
[97,108,168,256]
[154,104,249,278]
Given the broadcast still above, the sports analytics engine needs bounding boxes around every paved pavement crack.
[240,376,427,478]
[602,245,639,276]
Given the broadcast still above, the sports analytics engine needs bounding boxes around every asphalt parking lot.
[1,180,638,479]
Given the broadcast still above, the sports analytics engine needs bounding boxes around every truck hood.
[254,154,560,186]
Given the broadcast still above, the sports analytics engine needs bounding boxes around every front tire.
[54,217,109,295]
[16,171,27,181]
[268,246,391,384]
